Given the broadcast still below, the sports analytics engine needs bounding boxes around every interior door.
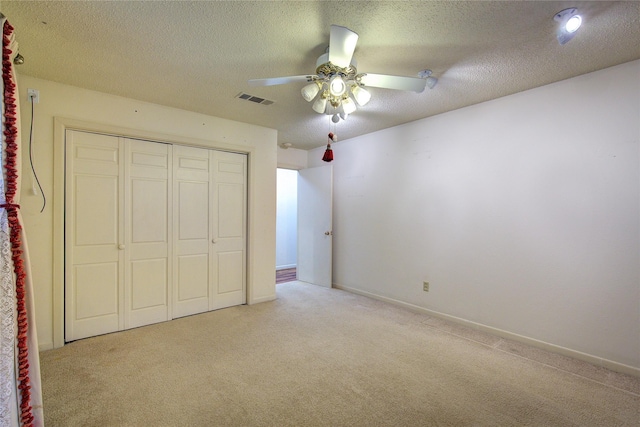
[172,145,211,318]
[210,150,247,309]
[124,139,172,328]
[65,131,124,341]
[297,165,333,287]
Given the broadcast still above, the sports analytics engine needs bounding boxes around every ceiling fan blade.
[329,25,359,68]
[248,75,315,87]
[359,73,427,93]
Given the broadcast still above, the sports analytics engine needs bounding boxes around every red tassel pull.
[322,132,337,162]
[322,143,333,162]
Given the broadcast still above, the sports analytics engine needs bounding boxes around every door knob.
[118,244,125,250]
[212,238,218,244]
[324,231,333,236]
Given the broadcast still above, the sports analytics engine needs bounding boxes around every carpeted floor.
[40,281,639,426]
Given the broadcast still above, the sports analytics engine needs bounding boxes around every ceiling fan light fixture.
[342,97,357,115]
[351,85,371,106]
[329,75,347,96]
[301,81,321,102]
[554,8,582,45]
[312,95,328,114]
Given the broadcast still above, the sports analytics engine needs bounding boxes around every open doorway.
[276,168,298,283]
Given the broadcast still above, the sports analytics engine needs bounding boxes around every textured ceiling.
[2,1,639,150]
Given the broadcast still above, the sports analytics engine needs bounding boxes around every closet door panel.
[72,176,120,264]
[177,254,209,301]
[74,175,119,246]
[125,139,172,328]
[217,183,244,237]
[131,180,167,242]
[177,181,209,240]
[210,151,247,310]
[131,259,168,309]
[65,131,123,341]
[217,251,243,294]
[74,263,118,320]
[173,145,211,318]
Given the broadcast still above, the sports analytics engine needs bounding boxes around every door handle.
[324,231,333,236]
[118,244,125,250]
[212,238,218,244]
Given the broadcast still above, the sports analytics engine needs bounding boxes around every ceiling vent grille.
[235,92,275,106]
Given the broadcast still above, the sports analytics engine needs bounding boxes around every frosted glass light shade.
[312,96,328,114]
[342,97,357,115]
[301,82,320,102]
[351,85,371,106]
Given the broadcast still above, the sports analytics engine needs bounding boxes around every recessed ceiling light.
[554,8,582,45]
[565,15,582,33]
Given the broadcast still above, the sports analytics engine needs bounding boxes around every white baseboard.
[334,283,640,378]
[39,342,54,352]
[276,264,296,271]
[248,294,276,305]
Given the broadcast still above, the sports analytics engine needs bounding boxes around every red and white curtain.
[0,17,44,427]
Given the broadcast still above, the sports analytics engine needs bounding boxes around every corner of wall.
[277,146,308,170]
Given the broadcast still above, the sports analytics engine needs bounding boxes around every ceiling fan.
[248,25,437,122]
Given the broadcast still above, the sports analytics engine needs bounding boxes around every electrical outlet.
[28,88,39,103]
[423,281,430,292]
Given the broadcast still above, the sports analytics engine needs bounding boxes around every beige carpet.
[40,281,639,426]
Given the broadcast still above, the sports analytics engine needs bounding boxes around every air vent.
[236,92,275,106]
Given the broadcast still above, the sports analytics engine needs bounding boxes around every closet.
[64,130,246,341]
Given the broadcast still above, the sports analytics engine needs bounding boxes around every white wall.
[17,75,278,350]
[276,168,298,269]
[277,145,308,169]
[311,60,640,374]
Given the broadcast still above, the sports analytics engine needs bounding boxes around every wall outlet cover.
[28,88,39,103]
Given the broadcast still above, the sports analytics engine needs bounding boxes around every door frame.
[52,117,259,348]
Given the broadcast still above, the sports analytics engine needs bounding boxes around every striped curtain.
[0,17,44,427]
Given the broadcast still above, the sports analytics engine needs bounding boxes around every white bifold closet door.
[65,131,125,340]
[125,139,172,329]
[65,130,246,342]
[173,146,247,318]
